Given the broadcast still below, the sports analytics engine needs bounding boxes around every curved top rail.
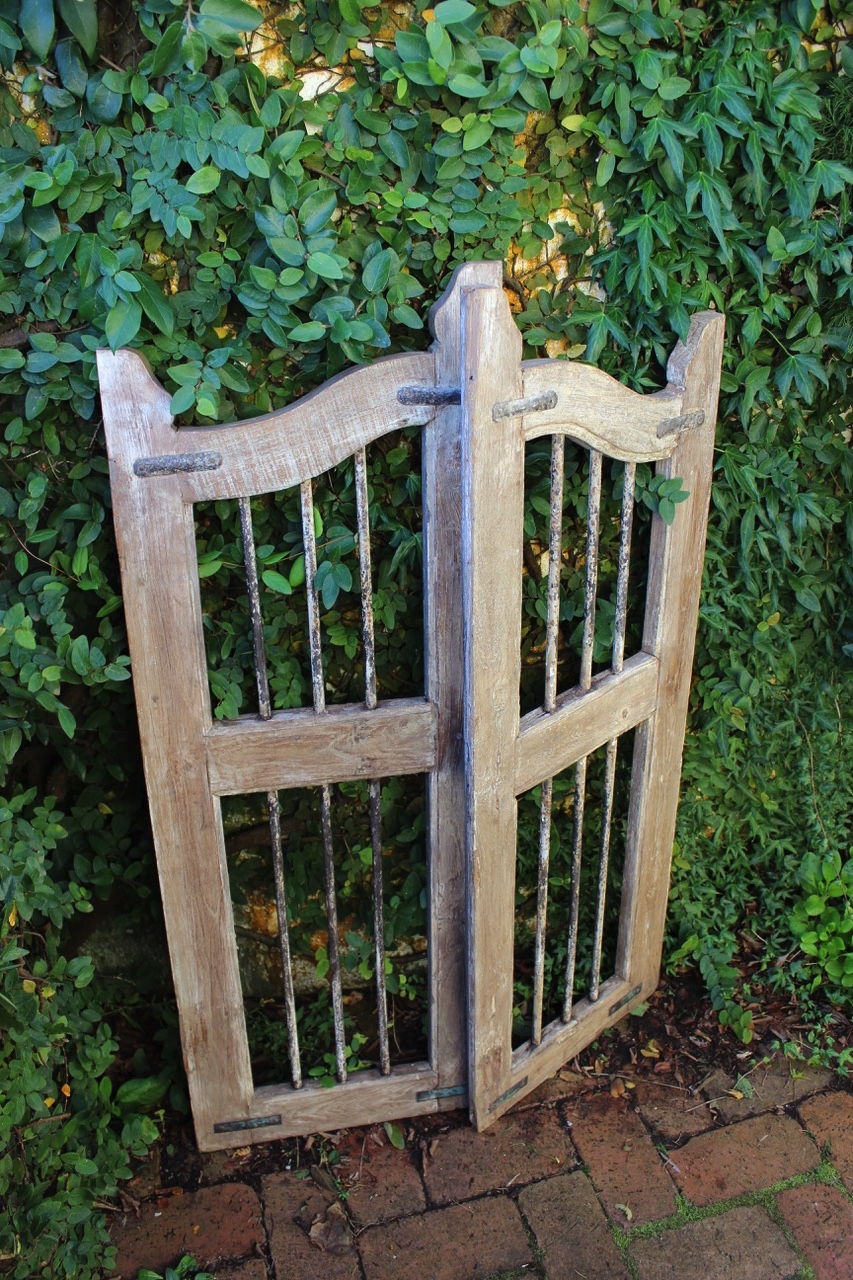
[518,313,721,462]
[97,348,438,502]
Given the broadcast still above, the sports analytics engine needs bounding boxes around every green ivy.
[1,0,853,1270]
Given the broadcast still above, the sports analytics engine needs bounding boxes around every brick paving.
[106,1057,853,1280]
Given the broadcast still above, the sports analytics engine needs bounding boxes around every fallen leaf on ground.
[309,1201,355,1256]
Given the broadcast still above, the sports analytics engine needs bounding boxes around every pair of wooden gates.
[98,262,724,1152]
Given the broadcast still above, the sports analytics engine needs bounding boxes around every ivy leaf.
[56,0,98,58]
[658,76,691,101]
[363,249,393,294]
[150,21,184,76]
[432,1,476,25]
[197,0,263,31]
[262,570,293,595]
[447,73,489,99]
[307,251,344,280]
[384,1120,405,1149]
[105,300,142,350]
[289,321,326,342]
[20,0,55,61]
[299,190,337,234]
[185,165,221,195]
[133,273,175,337]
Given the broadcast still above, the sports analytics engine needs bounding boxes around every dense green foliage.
[1,0,852,1272]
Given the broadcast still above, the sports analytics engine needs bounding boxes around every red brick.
[261,1172,360,1280]
[518,1171,629,1279]
[564,1093,677,1225]
[514,1068,599,1110]
[358,1196,531,1280]
[800,1092,853,1190]
[632,1080,714,1144]
[778,1182,853,1279]
[702,1057,833,1123]
[631,1205,801,1280]
[422,1109,575,1206]
[339,1131,426,1227]
[675,1114,819,1206]
[109,1183,264,1278]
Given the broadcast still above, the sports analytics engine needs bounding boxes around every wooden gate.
[98,262,723,1150]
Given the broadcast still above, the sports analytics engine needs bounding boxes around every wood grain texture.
[514,653,659,796]
[616,311,725,988]
[520,360,685,460]
[423,261,500,1096]
[205,698,436,794]
[98,350,437,503]
[97,349,254,1145]
[461,278,526,1130]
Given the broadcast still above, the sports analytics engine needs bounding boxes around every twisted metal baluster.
[238,497,302,1087]
[562,449,602,1022]
[531,435,564,1046]
[300,480,348,1084]
[354,447,391,1075]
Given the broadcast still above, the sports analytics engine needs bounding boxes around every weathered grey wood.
[616,311,726,989]
[462,279,526,1130]
[100,350,437,503]
[520,360,687,460]
[97,350,254,1149]
[100,270,724,1149]
[204,699,436,793]
[514,654,658,795]
[423,261,500,1100]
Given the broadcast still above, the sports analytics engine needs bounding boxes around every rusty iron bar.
[531,435,565,1046]
[589,462,636,1002]
[300,480,348,1084]
[238,497,302,1088]
[562,449,602,1023]
[354,446,391,1076]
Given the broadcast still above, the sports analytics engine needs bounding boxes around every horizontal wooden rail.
[514,653,659,795]
[205,697,437,794]
[100,350,438,504]
[520,360,688,461]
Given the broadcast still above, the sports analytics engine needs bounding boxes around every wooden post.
[97,351,254,1147]
[617,312,726,989]
[460,278,526,1129]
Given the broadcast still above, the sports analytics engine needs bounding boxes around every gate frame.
[98,262,723,1149]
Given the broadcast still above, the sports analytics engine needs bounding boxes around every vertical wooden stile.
[97,354,254,1138]
[617,312,726,988]
[423,261,502,1100]
[460,279,526,1130]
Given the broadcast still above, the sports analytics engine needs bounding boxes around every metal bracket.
[415,1083,467,1102]
[608,983,644,1016]
[213,1113,282,1134]
[133,451,223,477]
[397,385,462,406]
[492,390,557,422]
[488,1077,529,1112]
[657,409,705,438]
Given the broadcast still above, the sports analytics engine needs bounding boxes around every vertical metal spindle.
[354,447,391,1076]
[589,463,636,1001]
[562,450,603,1022]
[531,436,564,1046]
[238,497,302,1088]
[300,480,348,1084]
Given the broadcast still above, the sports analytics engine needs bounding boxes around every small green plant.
[789,850,853,995]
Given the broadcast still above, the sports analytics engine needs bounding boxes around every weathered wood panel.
[205,698,436,794]
[616,312,725,989]
[514,654,659,796]
[461,279,526,1130]
[99,350,437,503]
[520,360,689,460]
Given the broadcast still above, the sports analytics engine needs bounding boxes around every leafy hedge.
[1,0,852,1272]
